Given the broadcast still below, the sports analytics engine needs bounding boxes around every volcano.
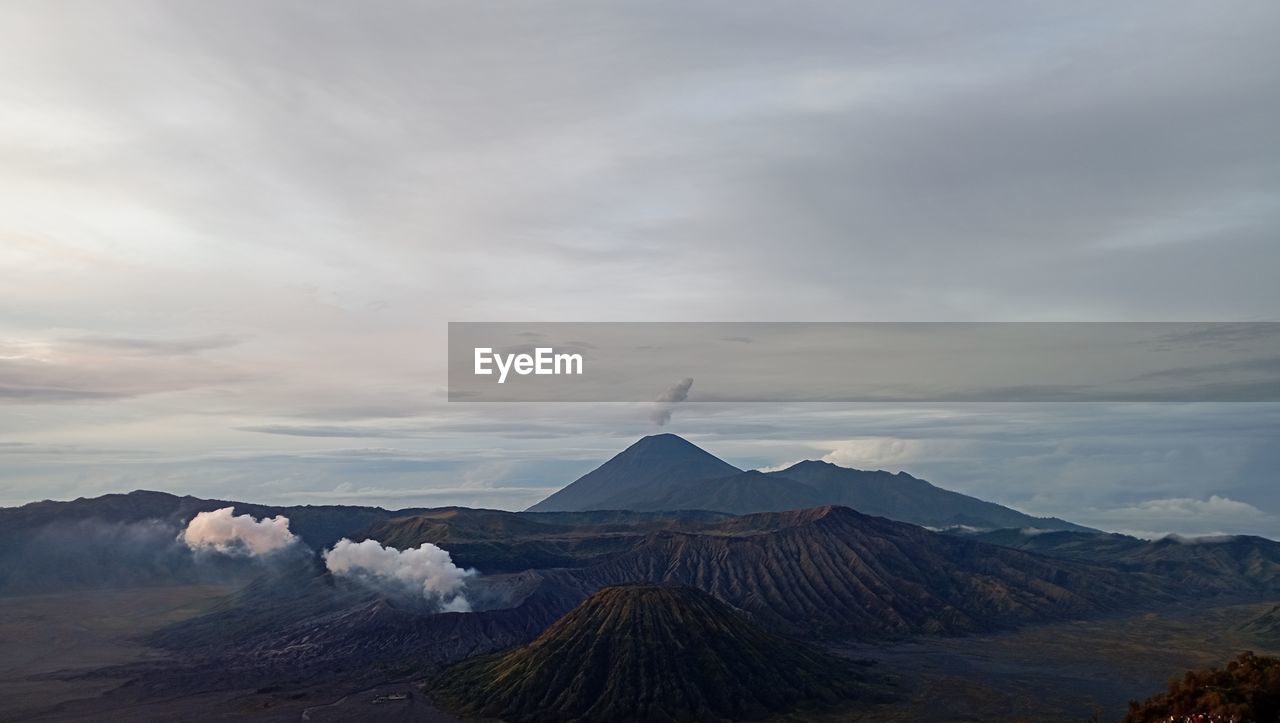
[431,584,887,722]
[526,434,1090,532]
[526,434,741,512]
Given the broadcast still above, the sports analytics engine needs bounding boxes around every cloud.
[1082,495,1278,539]
[236,424,420,438]
[1124,495,1264,517]
[68,334,243,355]
[0,338,250,403]
[821,438,925,469]
[323,538,474,612]
[754,460,803,473]
[0,2,1278,535]
[181,507,299,555]
[273,484,561,510]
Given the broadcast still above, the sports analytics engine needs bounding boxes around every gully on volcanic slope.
[431,584,892,723]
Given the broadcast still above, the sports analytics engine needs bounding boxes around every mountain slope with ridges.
[432,584,888,722]
[963,527,1280,593]
[580,506,1158,639]
[769,460,1092,531]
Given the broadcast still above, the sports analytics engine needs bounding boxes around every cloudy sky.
[2,1,1278,537]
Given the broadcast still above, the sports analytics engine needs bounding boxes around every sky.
[1,1,1278,537]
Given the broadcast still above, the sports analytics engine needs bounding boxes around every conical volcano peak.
[526,434,741,512]
[623,433,715,457]
[432,583,886,722]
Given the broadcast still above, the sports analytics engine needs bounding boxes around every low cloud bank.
[1082,494,1277,539]
[323,538,474,612]
[821,438,924,469]
[182,507,298,555]
[1160,533,1245,544]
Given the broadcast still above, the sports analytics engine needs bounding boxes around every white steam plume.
[182,507,298,555]
[323,538,475,612]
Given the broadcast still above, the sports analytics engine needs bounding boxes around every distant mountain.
[0,489,429,550]
[581,505,1156,639]
[431,584,889,722]
[0,490,435,593]
[521,508,733,528]
[526,433,742,512]
[526,435,1090,532]
[961,527,1280,593]
[0,491,728,589]
[366,506,574,546]
[628,470,829,514]
[769,460,1093,531]
[365,507,730,573]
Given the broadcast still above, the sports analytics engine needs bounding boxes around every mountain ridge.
[577,504,1158,639]
[770,459,1092,531]
[527,434,1091,532]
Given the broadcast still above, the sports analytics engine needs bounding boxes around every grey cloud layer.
[1,2,1277,535]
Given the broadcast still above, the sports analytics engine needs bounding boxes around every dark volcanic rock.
[432,584,887,722]
[151,563,596,684]
[580,506,1160,639]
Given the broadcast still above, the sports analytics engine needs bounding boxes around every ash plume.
[323,538,475,612]
[182,507,298,555]
[650,377,693,427]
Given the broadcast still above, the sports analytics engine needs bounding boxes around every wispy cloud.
[68,334,244,356]
[1081,495,1278,539]
[236,424,422,439]
[0,338,251,403]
